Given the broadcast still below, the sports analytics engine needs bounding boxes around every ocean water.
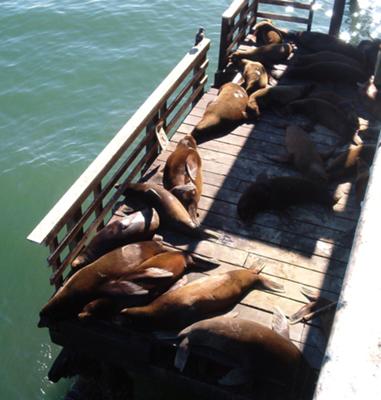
[0,1,379,399]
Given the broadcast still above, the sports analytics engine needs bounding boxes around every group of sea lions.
[39,19,380,397]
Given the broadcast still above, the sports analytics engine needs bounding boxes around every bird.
[194,27,205,46]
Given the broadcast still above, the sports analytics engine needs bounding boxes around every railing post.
[66,208,83,251]
[192,56,206,107]
[215,17,232,87]
[374,46,381,89]
[328,0,346,36]
[93,183,104,231]
[49,238,63,288]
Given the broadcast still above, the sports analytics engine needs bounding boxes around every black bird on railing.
[194,27,205,46]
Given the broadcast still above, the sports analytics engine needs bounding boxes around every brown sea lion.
[71,208,160,270]
[326,143,376,180]
[175,309,308,393]
[247,84,313,116]
[117,264,284,329]
[230,43,294,66]
[123,182,219,239]
[77,251,219,320]
[284,62,368,85]
[163,135,202,224]
[38,240,169,326]
[251,19,286,45]
[290,31,364,62]
[285,98,359,143]
[237,174,337,222]
[269,125,328,182]
[293,51,364,71]
[239,59,268,95]
[191,83,248,143]
[358,76,381,119]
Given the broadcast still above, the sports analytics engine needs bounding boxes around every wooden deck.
[137,86,363,377]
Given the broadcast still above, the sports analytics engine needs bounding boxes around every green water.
[0,1,379,399]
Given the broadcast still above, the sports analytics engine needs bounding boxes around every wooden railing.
[215,0,315,85]
[27,38,210,288]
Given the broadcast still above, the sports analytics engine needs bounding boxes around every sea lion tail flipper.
[100,280,149,296]
[300,286,319,301]
[249,259,266,274]
[218,368,251,386]
[196,227,221,240]
[272,306,290,339]
[289,301,317,324]
[128,267,175,280]
[258,276,285,293]
[174,337,190,372]
[190,253,220,269]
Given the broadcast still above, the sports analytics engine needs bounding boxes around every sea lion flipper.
[300,286,319,301]
[129,267,175,279]
[166,275,188,293]
[185,152,198,183]
[272,306,290,339]
[174,337,190,372]
[218,367,251,386]
[101,280,149,296]
[289,302,316,324]
[258,276,285,293]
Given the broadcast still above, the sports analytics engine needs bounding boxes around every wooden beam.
[328,0,346,37]
[27,38,210,245]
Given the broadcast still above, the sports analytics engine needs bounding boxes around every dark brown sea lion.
[247,84,313,116]
[163,135,202,224]
[38,240,168,326]
[252,19,286,45]
[117,265,284,330]
[239,59,268,95]
[191,83,248,143]
[285,98,358,143]
[358,76,381,119]
[230,43,294,66]
[77,251,219,320]
[269,125,328,182]
[293,51,364,70]
[326,143,376,180]
[290,31,364,62]
[123,182,219,239]
[175,309,308,393]
[284,62,368,85]
[237,174,337,222]
[71,208,160,270]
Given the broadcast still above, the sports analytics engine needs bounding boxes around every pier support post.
[329,0,346,37]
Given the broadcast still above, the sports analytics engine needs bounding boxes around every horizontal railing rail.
[215,0,315,86]
[28,38,210,287]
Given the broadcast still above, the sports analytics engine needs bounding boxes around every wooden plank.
[258,0,312,10]
[255,11,309,24]
[27,38,211,245]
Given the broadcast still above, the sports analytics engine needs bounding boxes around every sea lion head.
[170,184,198,224]
[237,182,270,222]
[178,135,197,150]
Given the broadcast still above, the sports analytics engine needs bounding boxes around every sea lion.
[290,31,364,62]
[117,264,284,329]
[268,125,328,182]
[357,38,381,73]
[71,208,160,270]
[237,174,337,222]
[292,51,364,71]
[77,251,220,320]
[163,135,202,224]
[326,143,376,180]
[251,19,286,45]
[284,62,368,85]
[174,309,308,393]
[238,59,268,95]
[123,182,219,239]
[191,82,248,143]
[247,84,313,116]
[230,43,294,66]
[285,98,359,143]
[38,240,169,326]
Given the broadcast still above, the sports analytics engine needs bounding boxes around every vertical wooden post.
[93,183,104,231]
[215,17,232,87]
[329,0,346,37]
[49,237,63,288]
[307,0,315,31]
[374,45,381,89]
[66,208,83,251]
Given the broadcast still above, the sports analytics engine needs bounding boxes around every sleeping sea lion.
[237,174,337,222]
[247,84,313,116]
[285,98,359,143]
[268,125,328,182]
[292,51,364,71]
[77,250,220,320]
[71,208,160,270]
[251,19,286,45]
[38,240,168,326]
[230,43,294,66]
[191,82,248,143]
[284,62,368,85]
[175,309,308,393]
[123,182,219,239]
[117,264,284,329]
[239,59,268,95]
[326,143,376,180]
[290,31,364,62]
[163,135,202,224]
